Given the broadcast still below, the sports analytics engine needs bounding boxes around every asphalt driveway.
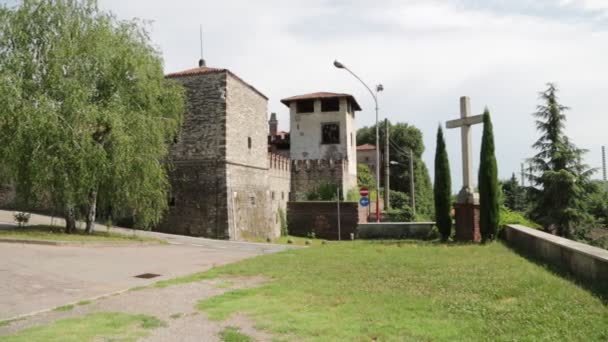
[0,211,291,321]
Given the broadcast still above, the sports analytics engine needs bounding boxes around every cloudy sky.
[8,0,608,189]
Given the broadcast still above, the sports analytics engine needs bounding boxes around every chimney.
[269,113,278,138]
[198,58,206,67]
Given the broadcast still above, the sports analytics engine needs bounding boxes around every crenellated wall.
[290,158,352,200]
[268,153,291,237]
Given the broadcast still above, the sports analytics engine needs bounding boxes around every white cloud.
[96,0,608,189]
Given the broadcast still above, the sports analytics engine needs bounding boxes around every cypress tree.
[478,109,500,241]
[434,125,452,241]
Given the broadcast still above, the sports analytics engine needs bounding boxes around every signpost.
[359,187,369,197]
[359,197,370,207]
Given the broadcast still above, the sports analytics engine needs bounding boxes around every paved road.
[0,210,292,321]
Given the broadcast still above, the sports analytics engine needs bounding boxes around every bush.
[499,207,540,229]
[357,164,374,189]
[14,212,31,227]
[306,182,339,201]
[278,207,288,236]
[386,207,414,222]
[390,191,409,210]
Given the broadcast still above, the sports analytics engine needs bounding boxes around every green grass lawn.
[219,326,253,342]
[1,312,164,342]
[185,241,608,341]
[0,225,165,244]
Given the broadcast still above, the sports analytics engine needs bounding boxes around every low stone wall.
[504,225,608,285]
[287,201,358,240]
[358,222,435,239]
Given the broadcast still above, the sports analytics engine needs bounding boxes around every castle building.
[157,62,360,240]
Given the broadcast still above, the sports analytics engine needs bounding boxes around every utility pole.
[521,163,525,187]
[602,146,606,182]
[409,148,415,216]
[384,118,390,210]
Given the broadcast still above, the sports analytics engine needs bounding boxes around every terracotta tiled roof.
[165,66,225,78]
[281,92,361,111]
[357,144,376,151]
[165,66,268,100]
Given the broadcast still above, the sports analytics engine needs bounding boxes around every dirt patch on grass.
[0,276,273,341]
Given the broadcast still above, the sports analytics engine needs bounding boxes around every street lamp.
[390,153,416,216]
[334,59,384,222]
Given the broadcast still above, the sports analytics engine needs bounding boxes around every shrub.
[390,191,409,210]
[499,207,540,229]
[14,212,31,227]
[306,182,339,201]
[386,207,414,222]
[278,207,288,236]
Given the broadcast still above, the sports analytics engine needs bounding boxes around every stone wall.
[157,69,280,240]
[157,160,229,238]
[156,71,230,238]
[290,159,347,200]
[268,154,291,237]
[287,201,359,240]
[504,224,608,286]
[169,72,227,160]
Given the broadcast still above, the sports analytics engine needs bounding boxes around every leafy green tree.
[357,121,434,219]
[0,0,184,233]
[357,164,375,189]
[434,126,452,241]
[528,84,593,238]
[478,109,499,242]
[501,173,526,212]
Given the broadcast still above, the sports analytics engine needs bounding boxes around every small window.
[321,123,340,144]
[272,191,275,200]
[365,157,369,162]
[248,137,252,149]
[321,98,339,112]
[296,100,314,113]
[281,192,285,200]
[250,195,256,206]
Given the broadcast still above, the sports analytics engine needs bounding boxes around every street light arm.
[341,66,378,107]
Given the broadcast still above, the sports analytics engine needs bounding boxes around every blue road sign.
[359,197,370,207]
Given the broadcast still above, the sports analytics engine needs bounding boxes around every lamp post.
[390,150,415,216]
[334,60,383,222]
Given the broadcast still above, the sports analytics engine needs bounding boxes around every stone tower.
[156,63,288,240]
[281,92,360,199]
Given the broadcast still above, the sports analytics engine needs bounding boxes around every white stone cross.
[446,96,484,204]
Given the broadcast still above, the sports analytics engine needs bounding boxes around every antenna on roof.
[198,25,206,67]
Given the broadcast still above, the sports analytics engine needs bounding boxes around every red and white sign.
[359,187,369,197]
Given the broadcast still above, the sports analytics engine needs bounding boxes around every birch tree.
[0,0,184,233]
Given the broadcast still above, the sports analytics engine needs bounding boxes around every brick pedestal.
[454,202,481,242]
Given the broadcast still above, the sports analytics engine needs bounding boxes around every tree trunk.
[65,205,76,234]
[85,190,97,234]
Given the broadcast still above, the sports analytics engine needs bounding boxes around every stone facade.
[290,159,347,200]
[281,93,360,198]
[157,66,284,240]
